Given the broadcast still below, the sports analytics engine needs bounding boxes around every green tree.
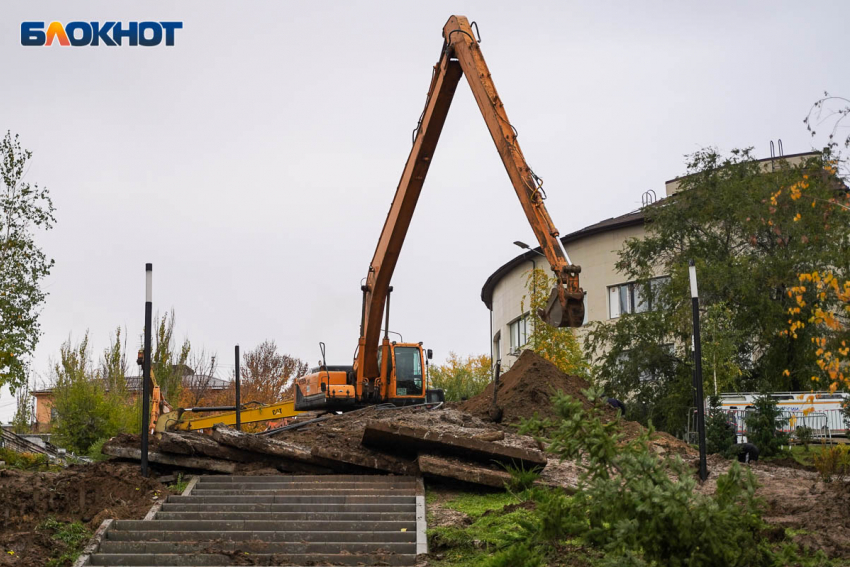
[745,393,789,458]
[428,352,491,401]
[150,310,191,401]
[50,333,136,454]
[705,395,736,456]
[0,132,56,393]
[521,268,589,378]
[11,378,34,433]
[584,148,849,433]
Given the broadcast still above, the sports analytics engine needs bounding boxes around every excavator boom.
[358,15,584,379]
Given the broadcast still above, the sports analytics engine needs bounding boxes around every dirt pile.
[460,351,694,457]
[0,461,168,567]
[460,350,610,424]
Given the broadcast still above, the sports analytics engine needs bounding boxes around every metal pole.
[234,344,241,431]
[141,263,152,477]
[689,260,708,481]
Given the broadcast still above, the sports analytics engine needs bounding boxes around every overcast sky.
[1,1,848,421]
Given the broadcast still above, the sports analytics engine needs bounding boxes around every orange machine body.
[294,342,429,411]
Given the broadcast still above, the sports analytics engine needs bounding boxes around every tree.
[584,148,849,433]
[11,378,34,433]
[745,394,790,458]
[150,310,191,401]
[0,132,56,393]
[50,333,136,454]
[428,352,491,401]
[705,395,736,456]
[238,340,308,404]
[179,349,220,408]
[520,269,589,378]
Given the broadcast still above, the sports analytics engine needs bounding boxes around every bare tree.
[180,349,219,408]
[238,340,308,405]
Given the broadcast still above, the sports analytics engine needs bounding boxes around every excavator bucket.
[538,286,585,328]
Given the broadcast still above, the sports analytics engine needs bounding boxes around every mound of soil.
[460,350,611,424]
[460,351,694,457]
[0,461,168,567]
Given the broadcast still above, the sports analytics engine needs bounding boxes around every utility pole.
[235,344,241,431]
[689,260,707,482]
[141,263,152,477]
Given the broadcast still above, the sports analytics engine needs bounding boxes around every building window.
[493,331,501,363]
[509,315,529,353]
[50,407,58,422]
[608,277,670,319]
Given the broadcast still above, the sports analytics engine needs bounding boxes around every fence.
[685,407,845,445]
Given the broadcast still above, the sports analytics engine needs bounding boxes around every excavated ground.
[0,461,170,567]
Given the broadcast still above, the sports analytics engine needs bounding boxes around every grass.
[427,490,534,567]
[168,473,190,493]
[38,518,92,567]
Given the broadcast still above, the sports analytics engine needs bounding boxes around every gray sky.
[1,0,848,420]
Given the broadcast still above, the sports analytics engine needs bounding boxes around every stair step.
[160,503,415,512]
[190,488,408,496]
[89,553,415,566]
[196,481,415,490]
[107,530,416,543]
[113,520,416,532]
[99,541,415,554]
[153,511,415,521]
[195,475,408,483]
[167,494,415,504]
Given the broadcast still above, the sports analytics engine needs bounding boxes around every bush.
[86,437,111,462]
[0,447,50,470]
[517,387,822,566]
[705,395,737,456]
[744,394,789,458]
[428,353,491,401]
[795,426,814,451]
[50,335,138,454]
[813,445,850,483]
[39,518,91,567]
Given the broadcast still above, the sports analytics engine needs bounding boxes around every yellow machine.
[155,398,303,433]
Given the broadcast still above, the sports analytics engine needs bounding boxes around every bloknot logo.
[21,21,183,47]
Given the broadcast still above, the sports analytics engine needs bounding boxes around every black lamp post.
[689,259,708,482]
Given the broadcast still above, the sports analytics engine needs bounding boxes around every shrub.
[0,447,49,470]
[795,426,814,451]
[705,395,737,456]
[744,394,789,458]
[517,386,821,566]
[813,445,850,483]
[428,353,491,401]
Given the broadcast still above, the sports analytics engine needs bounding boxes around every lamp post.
[141,263,152,477]
[513,240,543,298]
[689,259,708,482]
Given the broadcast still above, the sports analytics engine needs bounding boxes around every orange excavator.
[292,15,584,412]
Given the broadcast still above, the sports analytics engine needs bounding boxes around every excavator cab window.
[394,347,423,397]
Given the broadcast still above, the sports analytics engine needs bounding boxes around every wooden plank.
[361,420,546,468]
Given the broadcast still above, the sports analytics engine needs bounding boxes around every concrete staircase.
[85,475,424,566]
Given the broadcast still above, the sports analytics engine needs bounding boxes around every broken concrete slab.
[361,420,546,469]
[101,443,236,474]
[310,444,417,476]
[211,424,322,466]
[416,454,512,488]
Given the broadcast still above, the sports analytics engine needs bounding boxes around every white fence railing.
[686,407,845,445]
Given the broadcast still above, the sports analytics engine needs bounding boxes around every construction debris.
[102,352,693,489]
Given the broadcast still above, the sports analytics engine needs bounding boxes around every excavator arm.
[357,15,584,379]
